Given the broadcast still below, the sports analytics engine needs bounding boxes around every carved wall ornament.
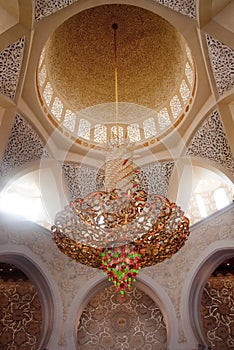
[35,0,79,22]
[152,0,196,19]
[0,37,25,100]
[201,275,234,350]
[206,34,234,97]
[62,161,174,201]
[0,115,49,178]
[0,278,42,349]
[139,161,175,196]
[62,163,100,199]
[187,110,234,174]
[77,284,167,349]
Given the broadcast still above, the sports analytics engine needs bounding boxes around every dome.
[37,4,195,148]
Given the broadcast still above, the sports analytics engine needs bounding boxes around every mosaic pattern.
[0,115,49,177]
[200,275,234,350]
[187,110,234,174]
[0,37,25,100]
[153,0,196,19]
[140,162,175,196]
[35,0,79,22]
[0,279,42,349]
[206,34,234,97]
[62,163,100,199]
[77,285,167,349]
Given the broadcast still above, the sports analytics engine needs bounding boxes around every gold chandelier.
[51,23,190,297]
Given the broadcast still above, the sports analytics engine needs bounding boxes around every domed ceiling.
[37,4,195,145]
[46,4,186,112]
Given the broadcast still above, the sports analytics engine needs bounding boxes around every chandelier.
[51,23,190,298]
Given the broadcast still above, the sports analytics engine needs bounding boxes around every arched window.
[77,119,91,140]
[183,166,233,225]
[0,170,60,229]
[195,194,207,218]
[214,188,230,210]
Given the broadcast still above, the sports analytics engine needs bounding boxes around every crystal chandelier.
[51,23,190,298]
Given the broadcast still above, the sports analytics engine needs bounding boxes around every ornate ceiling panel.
[153,0,196,19]
[187,110,234,174]
[206,34,234,97]
[0,37,24,100]
[0,115,49,178]
[34,0,79,22]
[45,5,187,113]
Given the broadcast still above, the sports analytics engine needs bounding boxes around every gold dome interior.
[45,4,187,118]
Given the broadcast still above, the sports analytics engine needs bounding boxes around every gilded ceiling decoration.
[0,37,25,99]
[0,115,49,178]
[37,4,195,147]
[45,5,187,113]
[206,34,234,97]
[187,110,234,175]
